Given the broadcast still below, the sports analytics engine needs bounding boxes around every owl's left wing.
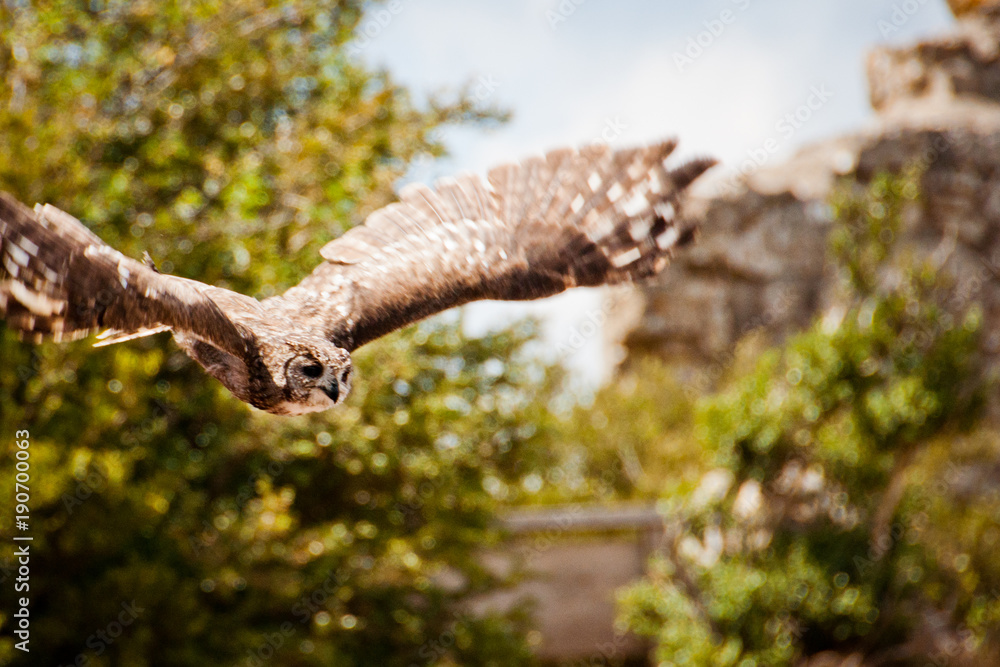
[268,140,716,351]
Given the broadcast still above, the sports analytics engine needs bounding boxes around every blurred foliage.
[0,2,541,666]
[619,170,1000,665]
[541,359,702,503]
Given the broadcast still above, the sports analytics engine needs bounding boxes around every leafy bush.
[619,170,1000,666]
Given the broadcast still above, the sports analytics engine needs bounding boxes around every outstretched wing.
[269,140,715,350]
[0,193,252,357]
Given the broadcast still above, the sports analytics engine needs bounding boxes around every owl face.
[268,338,353,415]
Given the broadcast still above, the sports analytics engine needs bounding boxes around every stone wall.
[471,505,664,663]
[620,9,1000,391]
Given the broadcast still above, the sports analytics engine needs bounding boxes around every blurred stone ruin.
[615,5,1000,404]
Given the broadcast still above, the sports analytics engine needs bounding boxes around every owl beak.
[322,382,340,404]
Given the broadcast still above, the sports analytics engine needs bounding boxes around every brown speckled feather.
[0,193,252,357]
[267,141,716,351]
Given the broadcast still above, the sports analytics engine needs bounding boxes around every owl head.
[174,326,353,415]
[265,336,353,415]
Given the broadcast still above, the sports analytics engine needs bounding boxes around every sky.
[352,0,955,385]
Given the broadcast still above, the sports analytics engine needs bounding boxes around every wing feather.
[268,140,716,351]
[0,193,252,357]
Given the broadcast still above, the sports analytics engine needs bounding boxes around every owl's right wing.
[0,193,252,358]
[269,140,716,351]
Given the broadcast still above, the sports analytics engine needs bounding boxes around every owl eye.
[340,369,350,384]
[302,363,323,379]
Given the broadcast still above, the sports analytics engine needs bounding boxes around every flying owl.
[0,141,715,415]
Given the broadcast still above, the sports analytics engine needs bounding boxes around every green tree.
[619,170,1000,665]
[0,2,547,665]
